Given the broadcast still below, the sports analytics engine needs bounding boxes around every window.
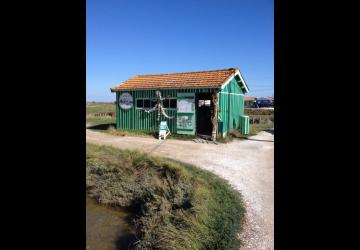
[163,99,169,108]
[170,99,177,109]
[136,99,143,108]
[151,99,157,108]
[162,98,176,109]
[198,100,211,107]
[137,98,176,109]
[144,99,150,108]
[137,98,153,109]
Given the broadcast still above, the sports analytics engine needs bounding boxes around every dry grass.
[86,143,245,250]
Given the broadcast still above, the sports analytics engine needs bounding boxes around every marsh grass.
[86,103,116,128]
[249,122,274,136]
[86,143,245,250]
[86,103,115,115]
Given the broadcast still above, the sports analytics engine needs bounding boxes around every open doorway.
[196,93,213,137]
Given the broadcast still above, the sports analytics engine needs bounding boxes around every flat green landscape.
[86,102,116,128]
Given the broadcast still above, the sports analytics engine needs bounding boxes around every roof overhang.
[220,69,249,93]
[111,86,220,92]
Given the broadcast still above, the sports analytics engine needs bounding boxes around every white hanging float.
[144,90,174,140]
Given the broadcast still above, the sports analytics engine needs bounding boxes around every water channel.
[86,196,137,250]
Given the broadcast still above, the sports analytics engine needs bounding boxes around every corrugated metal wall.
[217,78,244,135]
[116,88,216,134]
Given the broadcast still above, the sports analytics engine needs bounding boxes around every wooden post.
[211,92,218,141]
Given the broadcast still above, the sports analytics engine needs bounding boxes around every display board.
[176,93,195,135]
[178,99,193,112]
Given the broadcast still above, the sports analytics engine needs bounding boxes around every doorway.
[195,93,213,137]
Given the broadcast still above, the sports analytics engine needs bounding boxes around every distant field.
[86,102,115,115]
[245,109,274,136]
[86,102,115,128]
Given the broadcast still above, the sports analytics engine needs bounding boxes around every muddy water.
[86,196,137,250]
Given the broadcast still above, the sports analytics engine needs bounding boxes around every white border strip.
[220,73,235,90]
[220,70,249,93]
[236,70,249,92]
[219,92,244,96]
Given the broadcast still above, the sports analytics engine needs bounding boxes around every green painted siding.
[115,91,119,125]
[115,77,246,138]
[217,78,244,135]
[116,88,216,134]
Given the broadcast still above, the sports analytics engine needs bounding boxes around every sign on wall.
[178,98,194,112]
[176,93,195,135]
[177,115,194,130]
[119,93,133,110]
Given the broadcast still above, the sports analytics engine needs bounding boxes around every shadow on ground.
[264,128,274,135]
[87,123,116,130]
[87,123,159,139]
[243,129,274,142]
[244,138,274,142]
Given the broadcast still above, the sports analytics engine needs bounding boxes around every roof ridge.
[136,67,239,77]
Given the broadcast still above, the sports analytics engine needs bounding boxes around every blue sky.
[87,0,273,101]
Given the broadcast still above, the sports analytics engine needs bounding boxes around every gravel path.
[86,129,274,250]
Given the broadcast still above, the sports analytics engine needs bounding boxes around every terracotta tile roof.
[244,97,257,101]
[111,68,239,91]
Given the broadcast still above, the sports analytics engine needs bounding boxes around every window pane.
[198,100,204,107]
[151,99,157,108]
[136,99,143,108]
[204,100,211,106]
[170,99,177,109]
[163,99,169,108]
[144,99,150,108]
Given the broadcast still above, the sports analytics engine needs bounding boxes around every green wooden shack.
[110,68,249,140]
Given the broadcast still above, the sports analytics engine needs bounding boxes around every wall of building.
[115,88,216,134]
[217,78,244,136]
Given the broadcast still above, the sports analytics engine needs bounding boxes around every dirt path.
[86,129,274,250]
